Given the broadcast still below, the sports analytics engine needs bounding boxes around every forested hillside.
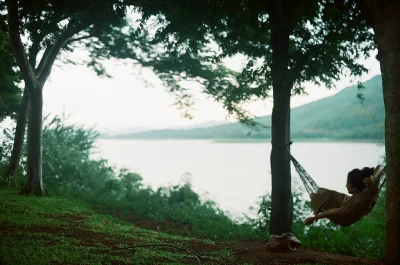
[110,75,384,141]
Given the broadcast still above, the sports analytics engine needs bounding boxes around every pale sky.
[2,49,381,133]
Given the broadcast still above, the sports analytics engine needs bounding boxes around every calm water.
[93,140,384,217]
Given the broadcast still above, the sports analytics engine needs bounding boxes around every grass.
[0,187,384,265]
[0,188,219,265]
[0,188,265,265]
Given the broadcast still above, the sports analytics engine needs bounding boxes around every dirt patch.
[93,210,384,264]
[227,241,383,265]
[0,225,135,248]
[142,236,383,265]
[0,221,384,265]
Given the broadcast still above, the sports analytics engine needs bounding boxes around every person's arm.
[363,176,379,195]
[304,208,341,225]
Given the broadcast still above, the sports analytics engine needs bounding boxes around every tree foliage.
[145,0,375,99]
[0,15,20,122]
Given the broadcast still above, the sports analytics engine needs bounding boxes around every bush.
[0,115,260,240]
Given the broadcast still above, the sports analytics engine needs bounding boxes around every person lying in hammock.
[304,167,379,226]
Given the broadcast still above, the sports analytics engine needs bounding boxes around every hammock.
[287,142,386,226]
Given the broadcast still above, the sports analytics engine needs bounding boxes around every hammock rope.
[287,150,319,195]
[378,167,387,191]
[286,142,318,195]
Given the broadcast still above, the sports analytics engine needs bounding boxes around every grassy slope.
[111,75,383,141]
[0,188,384,265]
[0,188,227,265]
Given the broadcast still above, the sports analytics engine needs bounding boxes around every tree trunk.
[7,0,85,197]
[21,88,44,195]
[6,87,29,180]
[372,4,400,263]
[269,27,293,235]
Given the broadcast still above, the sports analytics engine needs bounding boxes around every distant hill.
[100,120,232,138]
[110,75,384,141]
[99,127,153,137]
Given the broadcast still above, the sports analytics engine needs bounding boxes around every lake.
[93,140,385,218]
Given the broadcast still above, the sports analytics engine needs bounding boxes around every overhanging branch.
[28,40,41,69]
[7,0,37,89]
[36,21,92,85]
[68,34,94,44]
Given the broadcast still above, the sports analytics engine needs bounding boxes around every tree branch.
[6,0,37,90]
[28,40,41,70]
[36,21,92,85]
[35,46,51,75]
[67,34,94,44]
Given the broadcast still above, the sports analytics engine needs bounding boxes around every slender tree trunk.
[269,27,293,235]
[21,88,44,195]
[372,4,400,263]
[287,108,292,216]
[6,87,29,180]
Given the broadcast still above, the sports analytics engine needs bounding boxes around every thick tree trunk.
[382,65,400,265]
[372,4,400,263]
[270,86,292,235]
[6,87,29,180]
[21,89,45,195]
[269,28,293,235]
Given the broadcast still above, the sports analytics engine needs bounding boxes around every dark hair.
[347,166,375,192]
[361,167,375,178]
